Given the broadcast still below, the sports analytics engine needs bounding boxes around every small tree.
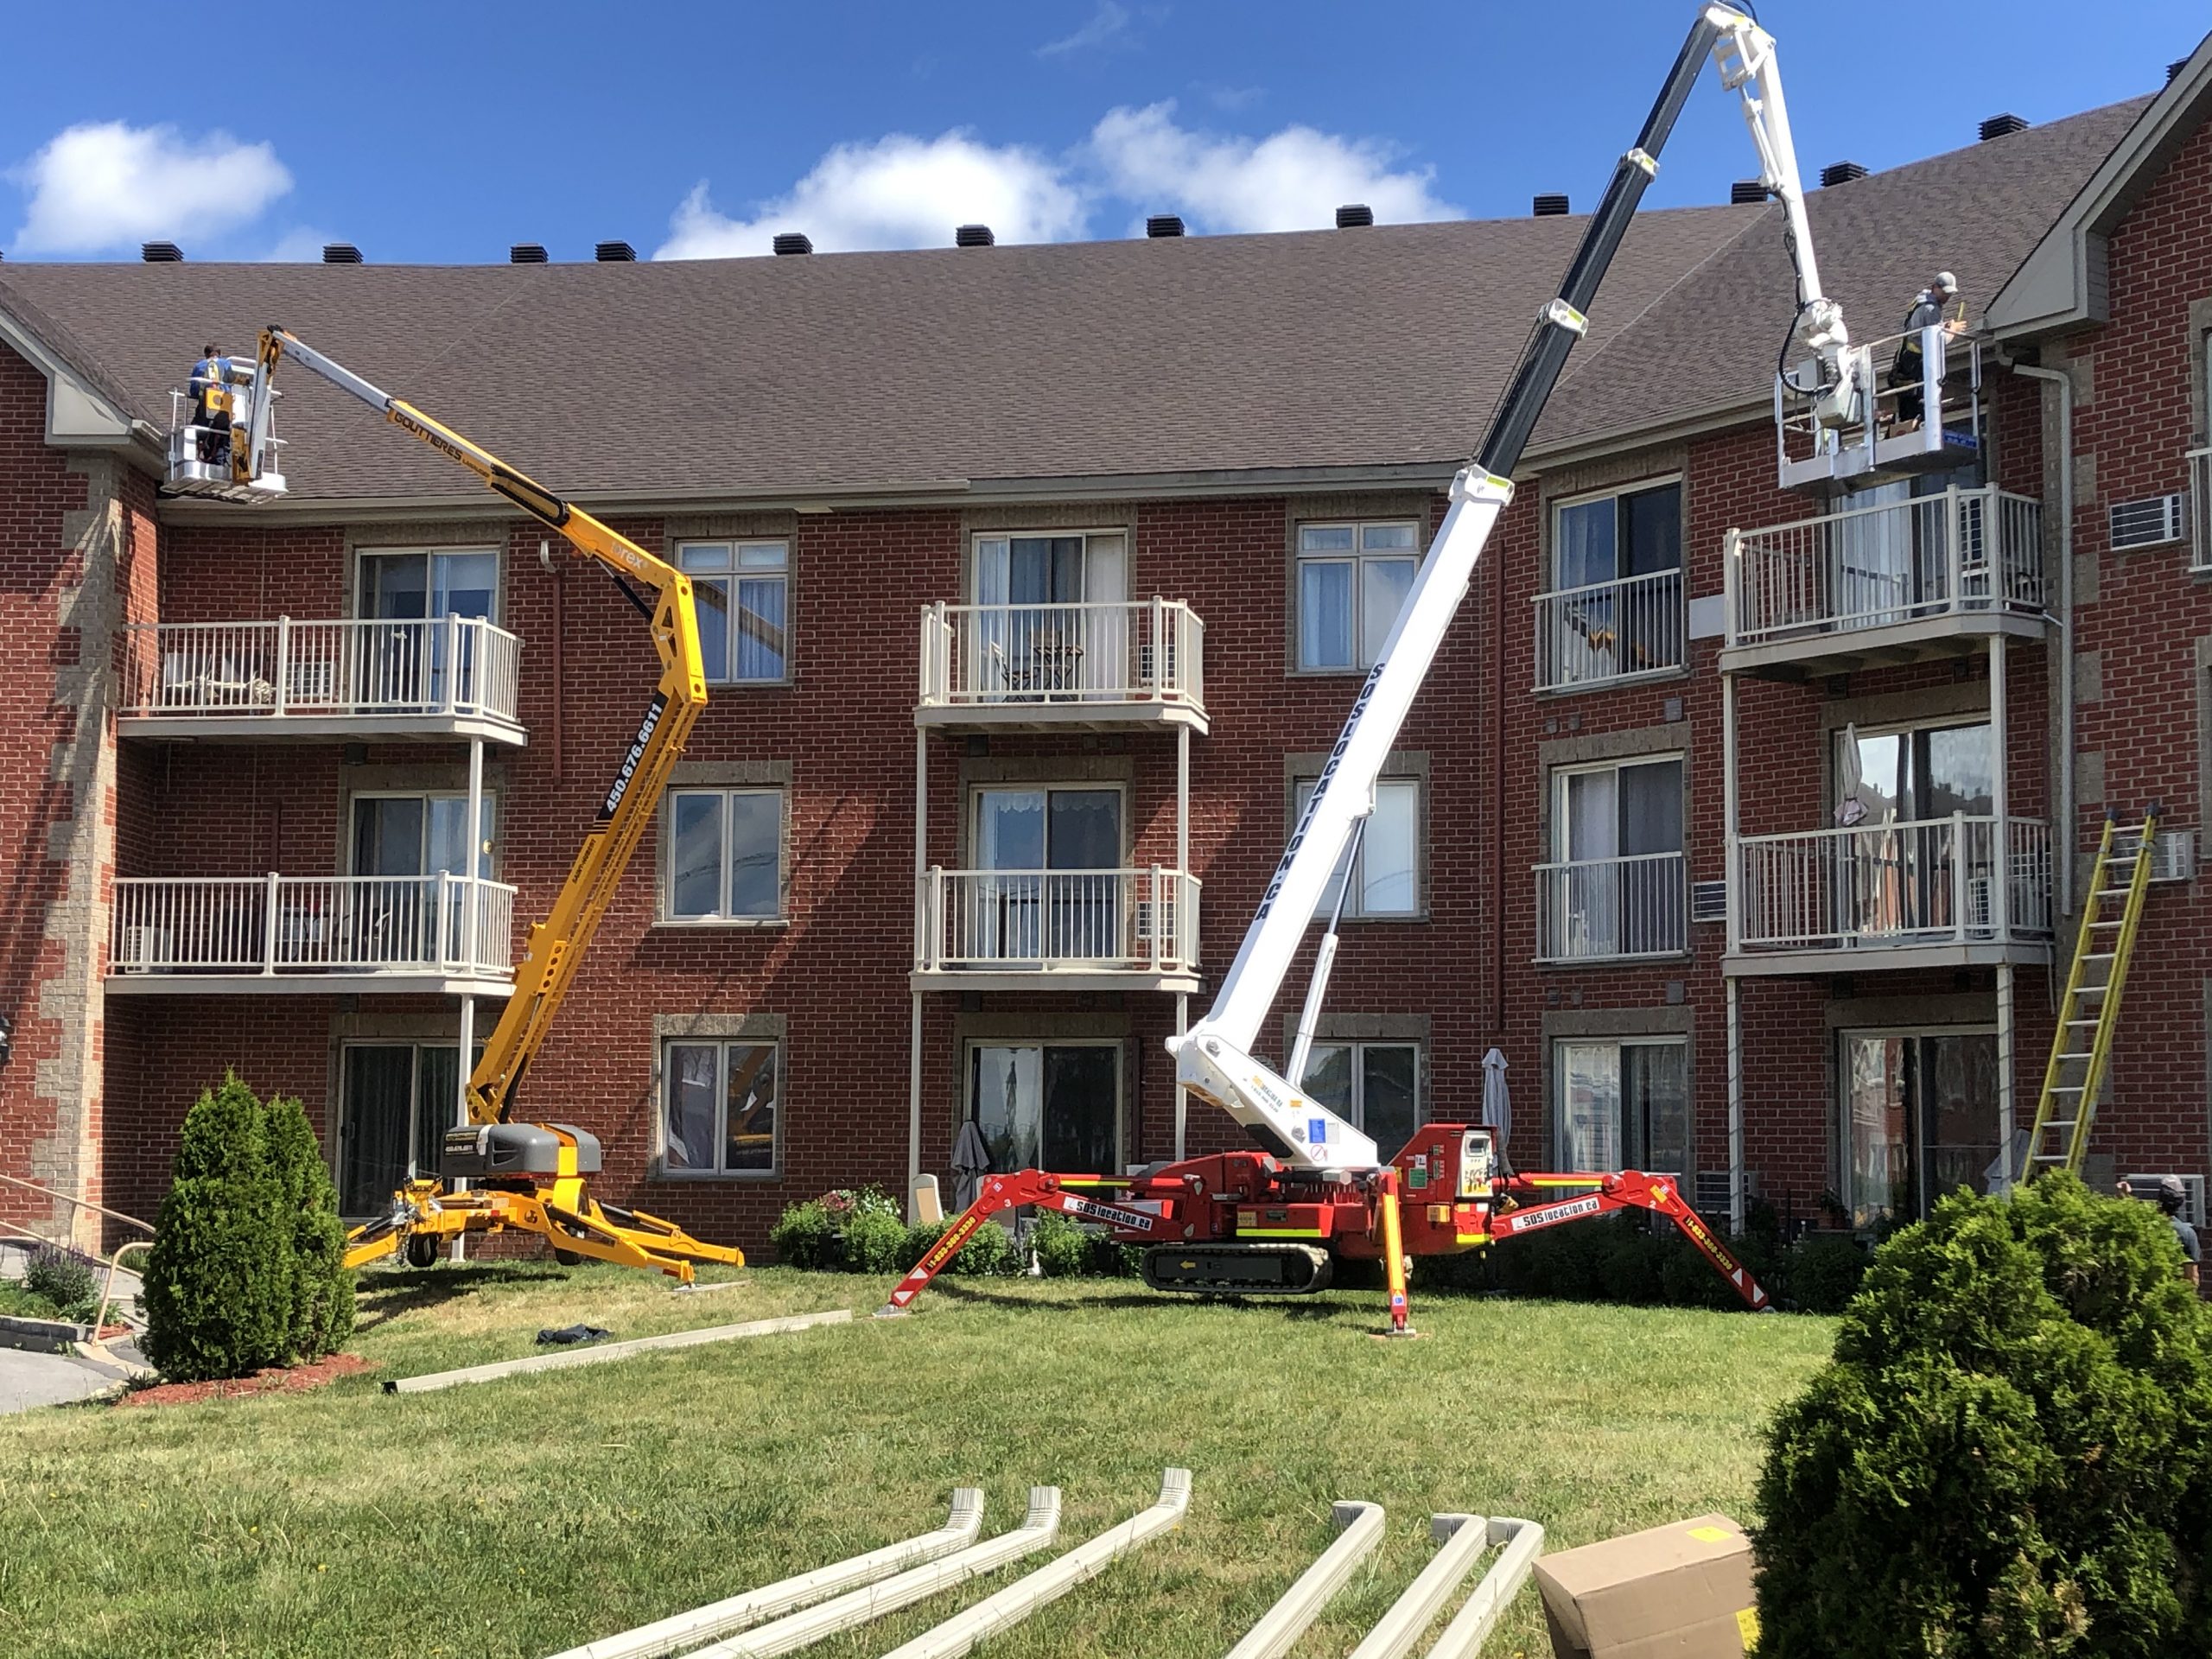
[141,1073,291,1382]
[263,1091,355,1360]
[1753,1174,2212,1657]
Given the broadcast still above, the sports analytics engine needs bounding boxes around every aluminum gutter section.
[1424,1516,1547,1659]
[687,1487,1063,1659]
[1345,1515,1492,1659]
[875,1469,1193,1659]
[544,1488,985,1659]
[1224,1500,1385,1659]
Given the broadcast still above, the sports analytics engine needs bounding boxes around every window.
[662,1039,780,1177]
[968,786,1125,961]
[1543,756,1684,958]
[1297,521,1419,671]
[338,1042,473,1213]
[356,546,498,707]
[1542,482,1682,686]
[1834,721,1992,825]
[1554,1039,1688,1173]
[1840,1029,1998,1225]
[970,531,1128,697]
[348,791,499,966]
[679,541,789,683]
[968,1042,1120,1173]
[664,788,783,922]
[1300,1041,1420,1157]
[351,791,496,880]
[1294,775,1421,918]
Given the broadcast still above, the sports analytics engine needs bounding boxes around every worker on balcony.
[1886,272,1959,430]
[189,343,239,465]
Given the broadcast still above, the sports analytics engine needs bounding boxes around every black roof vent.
[1335,203,1374,228]
[594,240,638,263]
[509,244,548,264]
[1145,214,1185,238]
[141,241,183,263]
[1979,112,2029,141]
[2170,59,2190,85]
[772,232,813,256]
[1819,161,1869,188]
[321,243,362,264]
[1730,179,1768,206]
[1532,193,1571,218]
[954,223,995,247]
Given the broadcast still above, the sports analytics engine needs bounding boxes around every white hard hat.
[1933,270,1958,293]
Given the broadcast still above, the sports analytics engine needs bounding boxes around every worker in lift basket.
[189,343,238,466]
[1885,271,1960,430]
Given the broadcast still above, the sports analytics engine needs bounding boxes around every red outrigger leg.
[877,1170,1180,1317]
[1489,1170,1770,1311]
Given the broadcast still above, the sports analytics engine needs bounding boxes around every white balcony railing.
[111,874,517,978]
[1727,486,2043,647]
[1732,815,2051,953]
[119,616,521,728]
[2190,448,2211,574]
[916,868,1199,975]
[1535,850,1687,962]
[918,601,1204,712]
[1532,568,1685,690]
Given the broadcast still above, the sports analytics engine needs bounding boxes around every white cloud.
[1089,102,1458,233]
[654,131,1085,258]
[1037,1,1129,57]
[10,121,291,255]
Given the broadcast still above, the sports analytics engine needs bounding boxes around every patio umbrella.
[1482,1047,1516,1179]
[950,1117,992,1211]
[1834,723,1866,826]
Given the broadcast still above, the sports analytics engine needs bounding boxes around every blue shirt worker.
[189,344,238,465]
[1886,271,1957,429]
[2156,1174,2202,1291]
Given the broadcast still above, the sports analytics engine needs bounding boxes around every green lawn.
[0,1263,1834,1658]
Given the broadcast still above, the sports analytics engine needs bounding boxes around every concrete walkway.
[0,1344,133,1412]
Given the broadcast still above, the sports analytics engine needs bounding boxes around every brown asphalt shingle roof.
[0,96,2151,504]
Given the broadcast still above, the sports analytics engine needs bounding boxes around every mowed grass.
[0,1263,1835,1658]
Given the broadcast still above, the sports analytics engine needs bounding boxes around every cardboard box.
[1532,1512,1758,1658]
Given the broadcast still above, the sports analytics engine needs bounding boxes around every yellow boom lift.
[181,327,742,1280]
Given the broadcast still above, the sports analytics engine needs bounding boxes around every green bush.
[1783,1231,1867,1316]
[842,1209,910,1275]
[769,1199,836,1268]
[1754,1174,2212,1657]
[1027,1213,1092,1278]
[899,1218,1020,1276]
[264,1091,354,1361]
[142,1073,291,1382]
[23,1243,99,1319]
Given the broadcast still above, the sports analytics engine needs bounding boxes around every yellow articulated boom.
[219,327,741,1281]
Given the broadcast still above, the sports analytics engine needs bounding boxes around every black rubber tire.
[552,1249,582,1266]
[404,1233,442,1269]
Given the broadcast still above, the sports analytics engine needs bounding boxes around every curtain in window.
[725,1042,778,1172]
[1557,1042,1623,1172]
[734,546,787,682]
[340,1046,415,1213]
[664,1043,718,1172]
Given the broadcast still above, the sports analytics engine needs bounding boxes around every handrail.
[917,598,1205,709]
[119,613,523,725]
[0,1168,155,1233]
[1531,567,1685,690]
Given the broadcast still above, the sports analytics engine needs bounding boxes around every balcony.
[912,867,1201,992]
[1722,486,2045,679]
[1532,569,1684,691]
[1727,815,2051,976]
[1535,851,1687,963]
[118,617,524,744]
[108,873,518,996]
[916,601,1207,733]
[2191,448,2211,574]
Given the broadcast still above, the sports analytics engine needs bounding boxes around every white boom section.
[1173,3,1853,1174]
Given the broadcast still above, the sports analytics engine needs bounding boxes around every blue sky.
[3,1,2205,264]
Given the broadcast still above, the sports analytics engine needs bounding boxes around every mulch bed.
[119,1351,377,1408]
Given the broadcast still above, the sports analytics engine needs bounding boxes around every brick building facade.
[1,46,2209,1255]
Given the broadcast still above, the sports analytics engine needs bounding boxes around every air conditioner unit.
[2122,1173,2207,1228]
[1690,880,1728,924]
[2115,829,2196,883]
[117,925,169,970]
[2109,493,2185,551]
[284,659,336,705]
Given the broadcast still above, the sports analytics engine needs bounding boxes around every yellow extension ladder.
[2024,805,2160,1178]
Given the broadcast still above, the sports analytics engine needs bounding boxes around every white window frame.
[968,528,1129,605]
[1294,519,1421,674]
[1292,772,1424,922]
[968,782,1130,870]
[963,1038,1125,1174]
[346,788,498,878]
[1549,754,1685,862]
[1551,1035,1691,1174]
[1835,1022,2000,1226]
[335,1039,480,1214]
[1299,1039,1422,1144]
[353,543,502,624]
[1547,477,1684,592]
[678,538,791,686]
[658,1036,783,1179]
[661,785,785,925]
